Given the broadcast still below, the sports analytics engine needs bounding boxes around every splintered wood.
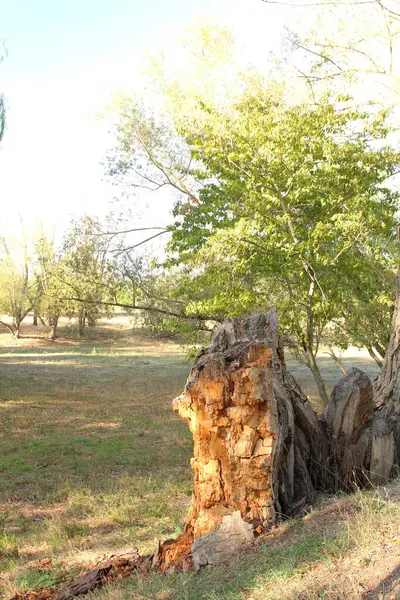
[160,310,329,572]
[173,343,277,538]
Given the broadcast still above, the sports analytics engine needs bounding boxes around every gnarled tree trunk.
[325,367,374,490]
[372,268,400,481]
[159,311,332,572]
[157,306,397,573]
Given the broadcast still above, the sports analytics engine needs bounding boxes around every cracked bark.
[157,307,398,572]
[160,310,331,572]
[372,268,400,481]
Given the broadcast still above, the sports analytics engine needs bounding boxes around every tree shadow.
[362,565,400,599]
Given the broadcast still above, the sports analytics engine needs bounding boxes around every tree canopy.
[106,24,400,403]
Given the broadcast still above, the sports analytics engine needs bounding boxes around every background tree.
[325,262,396,367]
[33,234,70,340]
[60,216,117,336]
[107,26,400,403]
[0,237,34,338]
[264,0,400,107]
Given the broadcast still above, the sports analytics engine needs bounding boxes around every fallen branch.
[10,551,148,600]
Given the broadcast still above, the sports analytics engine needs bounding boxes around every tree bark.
[49,316,59,341]
[78,308,86,337]
[372,268,400,479]
[367,346,383,368]
[325,367,374,490]
[157,308,394,572]
[160,310,332,572]
[33,311,38,326]
[307,349,330,406]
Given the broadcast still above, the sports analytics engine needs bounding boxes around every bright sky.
[0,0,289,241]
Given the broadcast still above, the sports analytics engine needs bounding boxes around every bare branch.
[94,227,167,237]
[262,0,400,21]
[135,132,199,201]
[316,42,386,73]
[110,230,169,256]
[47,294,222,323]
[378,0,400,20]
[288,37,344,71]
[295,66,318,103]
[0,320,15,334]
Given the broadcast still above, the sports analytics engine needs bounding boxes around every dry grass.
[0,317,191,597]
[0,316,395,600]
[91,485,400,600]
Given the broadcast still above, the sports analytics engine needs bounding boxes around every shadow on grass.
[0,350,186,360]
[362,565,400,599]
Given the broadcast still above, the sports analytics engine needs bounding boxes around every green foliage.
[0,533,19,559]
[34,234,69,326]
[171,90,399,400]
[14,569,59,592]
[108,23,400,401]
[0,237,35,336]
[60,215,118,332]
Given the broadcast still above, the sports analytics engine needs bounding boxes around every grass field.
[0,317,398,600]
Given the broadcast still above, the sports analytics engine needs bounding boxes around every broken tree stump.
[325,367,373,489]
[161,310,331,571]
[157,305,400,572]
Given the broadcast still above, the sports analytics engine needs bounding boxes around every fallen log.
[10,551,147,600]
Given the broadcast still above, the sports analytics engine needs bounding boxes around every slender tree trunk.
[327,345,347,375]
[13,309,22,338]
[78,308,86,337]
[12,307,31,339]
[307,348,330,406]
[367,346,383,368]
[39,315,47,327]
[14,322,21,339]
[374,341,386,360]
[33,311,38,326]
[49,316,59,341]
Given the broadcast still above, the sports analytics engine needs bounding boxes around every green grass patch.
[14,569,60,592]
